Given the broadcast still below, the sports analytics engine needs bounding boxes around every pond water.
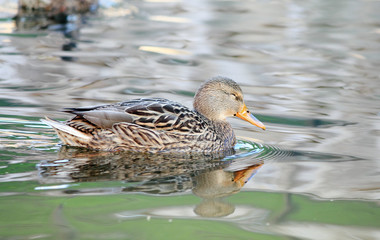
[0,0,380,239]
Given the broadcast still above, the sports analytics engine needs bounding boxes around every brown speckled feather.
[45,98,236,153]
[64,98,206,132]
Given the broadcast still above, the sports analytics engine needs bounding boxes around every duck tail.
[41,117,91,143]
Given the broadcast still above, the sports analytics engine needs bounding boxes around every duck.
[42,76,266,153]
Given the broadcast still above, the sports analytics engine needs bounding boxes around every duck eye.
[231,93,242,101]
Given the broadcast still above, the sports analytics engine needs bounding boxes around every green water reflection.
[0,191,378,239]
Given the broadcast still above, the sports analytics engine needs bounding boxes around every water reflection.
[15,0,98,62]
[39,146,230,183]
[38,144,264,217]
[193,165,262,217]
[15,0,98,29]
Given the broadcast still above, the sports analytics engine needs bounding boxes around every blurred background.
[0,0,379,239]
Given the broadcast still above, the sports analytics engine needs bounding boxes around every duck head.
[193,76,266,130]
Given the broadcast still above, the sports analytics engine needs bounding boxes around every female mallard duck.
[42,77,265,153]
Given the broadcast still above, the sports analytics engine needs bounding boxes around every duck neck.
[194,110,236,149]
[212,120,236,149]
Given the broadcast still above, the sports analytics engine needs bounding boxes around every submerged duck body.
[43,77,265,153]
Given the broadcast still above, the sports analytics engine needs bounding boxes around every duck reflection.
[38,146,263,217]
[192,164,262,217]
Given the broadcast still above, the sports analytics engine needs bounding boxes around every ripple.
[0,115,57,150]
[257,114,354,128]
[0,32,48,38]
[225,140,292,171]
[157,57,199,66]
[149,15,190,23]
[235,140,292,162]
[138,46,191,55]
[122,88,154,95]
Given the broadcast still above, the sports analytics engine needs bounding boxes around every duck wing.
[64,98,207,133]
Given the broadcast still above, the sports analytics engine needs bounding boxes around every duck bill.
[236,104,266,130]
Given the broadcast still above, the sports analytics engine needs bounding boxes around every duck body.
[43,77,265,153]
[44,98,236,153]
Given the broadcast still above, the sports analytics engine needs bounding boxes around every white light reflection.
[34,184,72,190]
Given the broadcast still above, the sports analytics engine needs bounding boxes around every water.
[0,0,380,239]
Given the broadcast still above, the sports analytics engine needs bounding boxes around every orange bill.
[233,163,264,187]
[236,104,266,130]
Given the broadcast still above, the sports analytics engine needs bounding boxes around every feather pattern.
[64,98,208,133]
[44,98,236,153]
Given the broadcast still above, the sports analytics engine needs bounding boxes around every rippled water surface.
[0,0,380,239]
